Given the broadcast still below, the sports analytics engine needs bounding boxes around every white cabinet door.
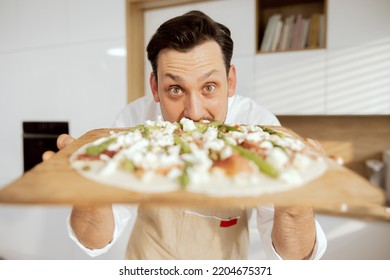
[252,50,326,115]
[326,45,390,114]
[326,0,390,114]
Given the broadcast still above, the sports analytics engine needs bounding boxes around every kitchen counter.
[315,203,390,222]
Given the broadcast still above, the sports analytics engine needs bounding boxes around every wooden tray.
[0,128,385,207]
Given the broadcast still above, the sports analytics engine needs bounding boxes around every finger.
[42,151,55,161]
[57,134,75,150]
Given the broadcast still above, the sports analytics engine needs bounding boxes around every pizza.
[70,117,327,197]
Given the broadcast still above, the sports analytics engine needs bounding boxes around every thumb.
[57,134,75,150]
[42,151,55,161]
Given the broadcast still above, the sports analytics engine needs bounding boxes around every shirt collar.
[225,94,236,123]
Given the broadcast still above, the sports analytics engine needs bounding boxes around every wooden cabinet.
[256,0,327,53]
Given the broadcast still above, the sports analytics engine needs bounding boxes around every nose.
[183,93,205,121]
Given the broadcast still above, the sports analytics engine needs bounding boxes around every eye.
[204,84,216,93]
[169,86,183,96]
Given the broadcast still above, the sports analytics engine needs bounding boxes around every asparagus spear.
[231,145,279,178]
[86,138,117,156]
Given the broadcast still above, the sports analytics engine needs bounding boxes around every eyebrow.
[164,73,183,81]
[164,69,220,82]
[199,69,219,81]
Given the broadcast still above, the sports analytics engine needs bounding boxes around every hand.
[71,204,115,249]
[42,134,75,161]
[42,134,115,249]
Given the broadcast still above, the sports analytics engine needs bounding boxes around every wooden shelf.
[256,0,327,53]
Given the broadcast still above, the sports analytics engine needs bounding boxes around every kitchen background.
[0,0,389,259]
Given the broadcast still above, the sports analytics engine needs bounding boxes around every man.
[48,10,326,259]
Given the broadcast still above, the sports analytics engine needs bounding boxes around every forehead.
[156,41,225,75]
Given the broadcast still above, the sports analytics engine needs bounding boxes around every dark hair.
[146,10,233,78]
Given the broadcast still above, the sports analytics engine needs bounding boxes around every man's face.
[150,40,236,123]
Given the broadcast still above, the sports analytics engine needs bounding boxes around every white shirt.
[68,94,327,259]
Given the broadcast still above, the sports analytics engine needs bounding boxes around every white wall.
[0,0,127,186]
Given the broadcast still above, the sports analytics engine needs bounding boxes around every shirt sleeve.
[256,206,327,260]
[67,204,133,257]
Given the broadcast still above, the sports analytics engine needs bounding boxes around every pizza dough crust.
[70,119,328,197]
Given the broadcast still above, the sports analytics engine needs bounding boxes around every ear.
[149,72,160,102]
[227,65,236,97]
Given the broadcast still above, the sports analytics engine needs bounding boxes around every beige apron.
[125,206,249,259]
